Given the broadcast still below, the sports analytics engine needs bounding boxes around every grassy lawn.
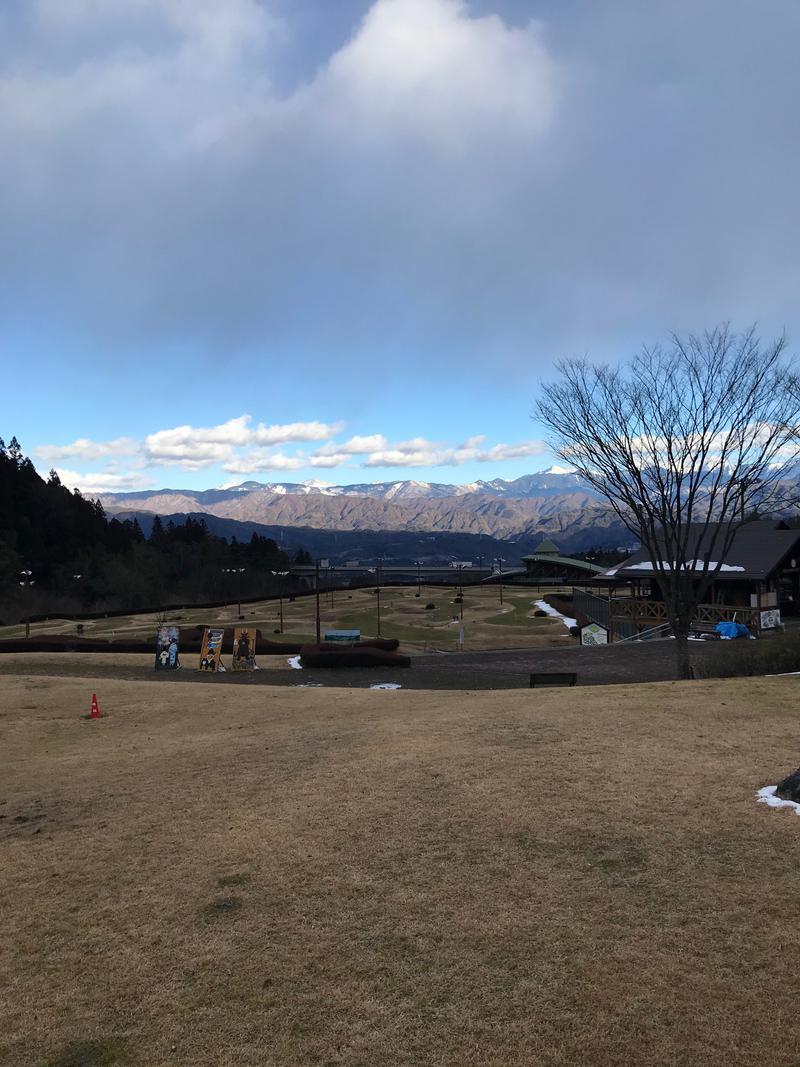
[2,668,800,1065]
[484,594,555,627]
[0,585,573,653]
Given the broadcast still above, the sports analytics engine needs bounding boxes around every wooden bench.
[688,623,721,640]
[530,672,577,688]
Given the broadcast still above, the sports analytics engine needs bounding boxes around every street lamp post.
[222,567,246,618]
[19,569,34,639]
[455,563,464,620]
[315,560,321,645]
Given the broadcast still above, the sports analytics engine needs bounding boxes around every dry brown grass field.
[2,661,800,1066]
[0,584,577,652]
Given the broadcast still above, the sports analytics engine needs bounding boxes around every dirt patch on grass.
[3,672,800,1065]
[201,896,244,920]
[42,1037,126,1067]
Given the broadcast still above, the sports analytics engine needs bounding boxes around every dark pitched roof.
[603,520,800,582]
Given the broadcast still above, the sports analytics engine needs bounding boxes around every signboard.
[199,628,225,672]
[231,627,256,670]
[155,625,181,670]
[760,609,781,630]
[324,629,360,643]
[581,622,609,646]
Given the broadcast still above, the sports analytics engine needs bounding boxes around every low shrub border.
[696,630,800,679]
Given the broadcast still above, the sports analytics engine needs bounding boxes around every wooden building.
[600,520,800,638]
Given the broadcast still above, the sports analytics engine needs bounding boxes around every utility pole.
[279,595,284,633]
[315,559,321,645]
[376,559,382,637]
[416,560,423,597]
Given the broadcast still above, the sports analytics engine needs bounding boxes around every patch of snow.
[294,682,323,687]
[756,785,800,815]
[534,599,577,630]
[625,560,745,573]
[370,682,402,690]
[287,655,302,669]
[544,464,577,475]
[604,567,619,576]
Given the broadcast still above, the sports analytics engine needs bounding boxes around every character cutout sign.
[155,625,181,671]
[232,627,256,671]
[199,628,225,672]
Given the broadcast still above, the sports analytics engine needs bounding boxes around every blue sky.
[3,0,799,492]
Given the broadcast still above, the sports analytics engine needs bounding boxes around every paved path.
[0,639,724,689]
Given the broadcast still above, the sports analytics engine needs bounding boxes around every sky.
[2,0,799,493]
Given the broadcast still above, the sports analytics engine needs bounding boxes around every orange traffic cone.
[89,692,101,720]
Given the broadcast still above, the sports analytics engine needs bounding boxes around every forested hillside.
[0,438,296,622]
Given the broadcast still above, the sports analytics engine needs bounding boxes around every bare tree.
[536,325,800,678]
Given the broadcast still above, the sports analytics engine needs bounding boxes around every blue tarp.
[715,621,752,639]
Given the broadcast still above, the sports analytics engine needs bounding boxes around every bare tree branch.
[536,325,800,678]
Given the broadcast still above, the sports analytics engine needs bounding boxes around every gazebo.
[485,538,607,586]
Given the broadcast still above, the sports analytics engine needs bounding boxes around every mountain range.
[98,468,631,554]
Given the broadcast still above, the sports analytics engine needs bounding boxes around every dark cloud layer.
[1,0,798,378]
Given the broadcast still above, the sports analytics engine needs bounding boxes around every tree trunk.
[673,628,692,680]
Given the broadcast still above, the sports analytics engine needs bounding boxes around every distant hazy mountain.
[98,467,627,550]
[102,467,593,506]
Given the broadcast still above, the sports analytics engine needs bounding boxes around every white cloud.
[221,450,307,474]
[55,467,156,493]
[36,417,549,480]
[35,436,140,462]
[253,420,344,445]
[362,435,547,468]
[315,434,388,456]
[144,415,344,468]
[478,441,549,462]
[310,453,352,468]
[316,0,559,146]
[0,0,567,365]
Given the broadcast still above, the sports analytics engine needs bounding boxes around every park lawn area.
[0,585,572,653]
[2,670,800,1066]
[484,594,558,627]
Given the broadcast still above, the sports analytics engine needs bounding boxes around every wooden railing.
[610,598,760,632]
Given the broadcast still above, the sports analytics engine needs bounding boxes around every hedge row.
[0,631,306,656]
[696,630,800,679]
[0,632,401,657]
[299,645,411,669]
